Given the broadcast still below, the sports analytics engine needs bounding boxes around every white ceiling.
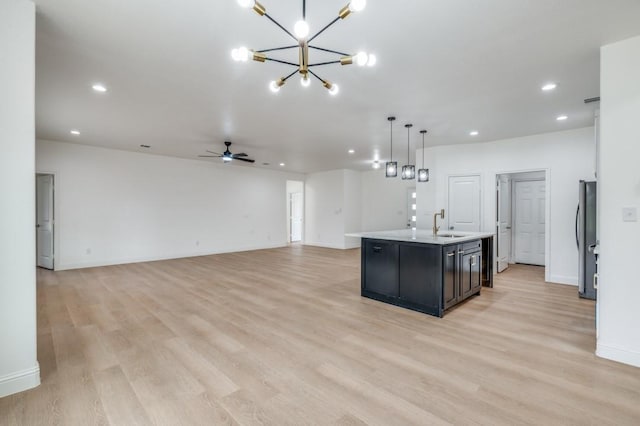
[35,0,640,173]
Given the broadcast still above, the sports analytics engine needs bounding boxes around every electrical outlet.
[86,248,91,255]
[622,207,638,222]
[195,240,200,246]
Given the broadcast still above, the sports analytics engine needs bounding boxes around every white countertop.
[345,229,495,245]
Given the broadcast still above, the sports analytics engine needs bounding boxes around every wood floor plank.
[3,247,640,425]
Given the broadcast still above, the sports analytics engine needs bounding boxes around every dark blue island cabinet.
[361,237,493,317]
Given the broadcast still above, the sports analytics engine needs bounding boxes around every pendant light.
[385,116,397,177]
[417,130,429,182]
[401,124,415,180]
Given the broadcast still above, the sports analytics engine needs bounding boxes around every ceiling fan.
[198,141,255,163]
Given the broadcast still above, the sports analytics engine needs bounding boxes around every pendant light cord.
[407,127,410,163]
[422,132,425,168]
[390,120,393,161]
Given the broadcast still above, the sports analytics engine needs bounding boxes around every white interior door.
[497,176,512,273]
[514,180,546,266]
[448,175,481,232]
[407,188,417,229]
[36,174,54,269]
[290,192,303,242]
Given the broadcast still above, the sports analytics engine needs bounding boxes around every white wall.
[304,169,362,249]
[36,140,304,270]
[360,170,416,232]
[0,0,40,397]
[343,170,362,249]
[417,127,596,285]
[597,35,640,368]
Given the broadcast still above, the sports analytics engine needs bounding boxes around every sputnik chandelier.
[231,0,376,95]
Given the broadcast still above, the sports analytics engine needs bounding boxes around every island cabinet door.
[460,249,481,300]
[443,245,458,310]
[363,240,399,297]
[399,244,442,310]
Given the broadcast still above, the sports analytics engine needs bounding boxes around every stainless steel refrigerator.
[576,181,597,300]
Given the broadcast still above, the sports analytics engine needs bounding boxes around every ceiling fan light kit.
[232,0,375,95]
[198,141,256,164]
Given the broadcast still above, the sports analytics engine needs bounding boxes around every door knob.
[36,224,41,228]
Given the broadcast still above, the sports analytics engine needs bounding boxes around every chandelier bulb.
[355,51,368,66]
[366,53,377,67]
[348,0,367,13]
[269,81,281,93]
[301,74,311,87]
[232,46,250,62]
[294,20,310,39]
[237,0,255,8]
[328,84,340,96]
[269,78,285,93]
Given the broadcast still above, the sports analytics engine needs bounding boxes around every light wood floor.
[2,246,640,425]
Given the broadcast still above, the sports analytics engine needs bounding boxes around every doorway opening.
[286,180,304,244]
[496,171,548,275]
[36,173,55,270]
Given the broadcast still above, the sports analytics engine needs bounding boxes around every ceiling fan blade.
[198,155,222,158]
[206,150,222,155]
[233,153,248,157]
[234,157,255,163]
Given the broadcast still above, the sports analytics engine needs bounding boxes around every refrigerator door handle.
[575,204,580,250]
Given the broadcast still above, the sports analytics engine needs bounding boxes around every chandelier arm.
[303,0,306,20]
[307,69,325,82]
[257,45,299,53]
[308,60,341,67]
[264,57,300,67]
[283,69,299,81]
[307,17,340,43]
[264,13,298,42]
[308,45,351,57]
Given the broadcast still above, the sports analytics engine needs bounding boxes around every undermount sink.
[436,233,465,238]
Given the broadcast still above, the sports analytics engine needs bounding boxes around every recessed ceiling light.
[372,160,380,169]
[542,83,557,91]
[279,163,285,167]
[348,149,355,154]
[70,129,80,135]
[262,162,270,166]
[557,115,568,121]
[469,131,479,136]
[140,144,151,148]
[92,83,107,92]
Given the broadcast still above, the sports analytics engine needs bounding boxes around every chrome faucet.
[433,209,445,236]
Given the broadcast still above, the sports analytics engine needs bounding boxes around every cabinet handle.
[447,252,455,257]
[373,246,382,253]
[471,255,476,266]
[458,250,465,254]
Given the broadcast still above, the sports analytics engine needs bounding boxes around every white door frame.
[494,168,550,282]
[36,171,58,271]
[445,173,483,232]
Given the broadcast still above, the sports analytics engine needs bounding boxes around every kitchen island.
[347,229,494,317]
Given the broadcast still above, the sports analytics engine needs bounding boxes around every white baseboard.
[303,241,353,250]
[55,242,289,271]
[0,364,40,398]
[548,274,578,286]
[597,344,640,368]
